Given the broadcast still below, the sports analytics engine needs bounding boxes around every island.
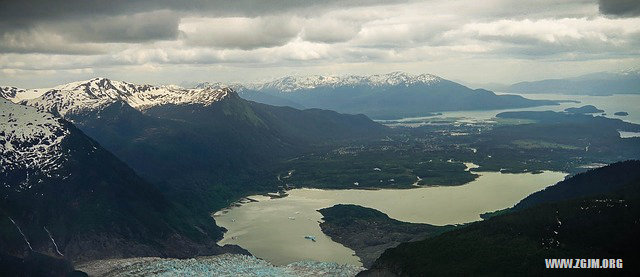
[564,105,604,114]
[317,204,452,268]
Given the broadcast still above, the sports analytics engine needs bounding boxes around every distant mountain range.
[506,69,640,95]
[1,78,234,116]
[0,99,245,266]
[1,72,561,121]
[195,72,558,119]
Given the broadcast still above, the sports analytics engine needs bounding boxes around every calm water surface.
[379,93,640,125]
[215,169,566,266]
[509,93,640,124]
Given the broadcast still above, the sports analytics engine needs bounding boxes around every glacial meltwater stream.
[214,168,566,266]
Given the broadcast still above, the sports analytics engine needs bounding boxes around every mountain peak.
[247,72,443,92]
[8,79,237,116]
[194,82,244,92]
[368,72,442,87]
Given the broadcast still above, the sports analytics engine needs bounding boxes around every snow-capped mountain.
[1,78,234,116]
[0,99,69,189]
[1,73,556,120]
[246,72,443,92]
[234,71,555,119]
[0,86,49,102]
[0,86,23,99]
[1,98,237,263]
[194,81,245,92]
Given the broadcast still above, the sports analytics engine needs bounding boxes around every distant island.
[564,105,604,114]
[615,111,629,116]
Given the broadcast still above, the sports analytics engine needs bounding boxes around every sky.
[1,0,639,88]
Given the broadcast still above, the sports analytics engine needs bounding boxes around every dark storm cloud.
[0,0,404,26]
[599,0,640,17]
[2,0,639,88]
[0,10,180,54]
[0,0,403,48]
[56,10,181,43]
[181,16,301,50]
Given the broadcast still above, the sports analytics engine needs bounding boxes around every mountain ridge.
[1,99,246,265]
[1,78,390,245]
[507,70,640,95]
[2,73,557,120]
[221,71,557,119]
[2,78,234,117]
[243,72,443,92]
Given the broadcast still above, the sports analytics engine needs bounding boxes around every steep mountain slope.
[239,72,557,119]
[507,69,640,95]
[363,161,640,276]
[2,78,388,217]
[514,160,640,210]
[238,90,306,109]
[0,99,243,265]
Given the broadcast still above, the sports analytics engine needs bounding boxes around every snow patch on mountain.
[194,82,246,93]
[246,72,443,92]
[368,72,442,87]
[6,78,234,116]
[0,86,49,102]
[1,99,69,189]
[1,72,443,117]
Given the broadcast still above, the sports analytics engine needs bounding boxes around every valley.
[1,77,639,276]
[211,92,640,270]
[214,168,565,266]
[2,1,639,275]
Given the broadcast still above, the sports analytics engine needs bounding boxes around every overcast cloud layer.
[1,0,639,88]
